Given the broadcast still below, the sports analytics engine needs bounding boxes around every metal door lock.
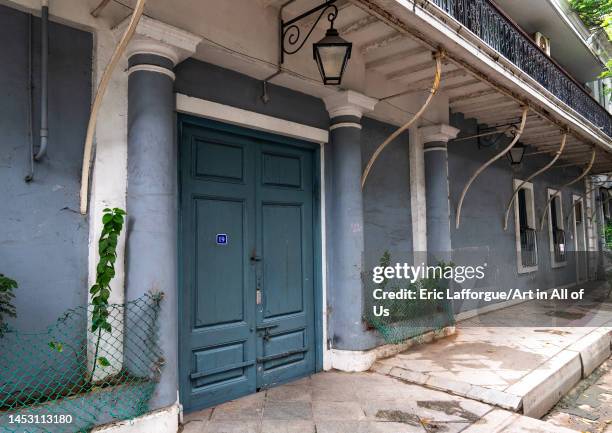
[256,323,278,341]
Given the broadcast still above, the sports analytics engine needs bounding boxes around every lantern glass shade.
[313,28,352,85]
[508,143,526,165]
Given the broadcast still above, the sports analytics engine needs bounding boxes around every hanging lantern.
[508,142,526,165]
[313,26,352,85]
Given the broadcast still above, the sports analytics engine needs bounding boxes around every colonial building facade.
[1,0,611,432]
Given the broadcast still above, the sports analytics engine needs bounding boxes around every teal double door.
[178,116,318,411]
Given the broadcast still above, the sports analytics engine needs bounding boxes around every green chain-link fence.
[0,294,163,433]
[364,254,455,344]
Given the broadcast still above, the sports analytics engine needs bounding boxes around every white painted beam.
[385,59,437,80]
[361,32,405,54]
[458,100,519,115]
[449,89,498,104]
[339,14,379,35]
[451,96,510,110]
[365,46,429,70]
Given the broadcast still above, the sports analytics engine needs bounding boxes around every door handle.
[250,255,262,262]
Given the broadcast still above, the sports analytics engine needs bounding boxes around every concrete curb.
[506,350,582,418]
[507,326,611,418]
[566,327,611,377]
[461,409,581,433]
[374,326,612,418]
[373,363,522,411]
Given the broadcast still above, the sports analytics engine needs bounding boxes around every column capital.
[419,124,460,143]
[323,90,378,119]
[117,16,202,66]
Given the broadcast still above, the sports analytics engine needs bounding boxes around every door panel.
[262,204,304,317]
[194,198,245,327]
[180,120,317,411]
[180,126,257,410]
[255,143,315,388]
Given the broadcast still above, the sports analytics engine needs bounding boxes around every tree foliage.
[569,1,612,81]
[569,0,612,29]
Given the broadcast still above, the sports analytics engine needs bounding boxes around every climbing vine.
[89,207,126,379]
[0,274,17,338]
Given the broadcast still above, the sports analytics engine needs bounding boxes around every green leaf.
[48,341,63,352]
[97,357,111,367]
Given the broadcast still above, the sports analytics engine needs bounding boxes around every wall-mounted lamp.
[507,142,526,165]
[281,0,352,85]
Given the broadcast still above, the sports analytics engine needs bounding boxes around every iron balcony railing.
[520,227,537,267]
[430,0,612,138]
[553,228,566,263]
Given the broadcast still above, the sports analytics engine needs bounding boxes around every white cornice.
[176,94,329,144]
[116,16,202,65]
[419,124,460,143]
[323,90,378,119]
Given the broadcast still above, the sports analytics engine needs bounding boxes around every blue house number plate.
[216,234,228,245]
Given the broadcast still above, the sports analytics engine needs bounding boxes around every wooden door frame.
[176,113,324,410]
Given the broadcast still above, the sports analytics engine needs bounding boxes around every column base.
[329,326,456,372]
[92,403,180,433]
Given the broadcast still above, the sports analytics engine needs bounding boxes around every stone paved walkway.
[179,371,578,433]
[180,282,612,432]
[374,282,612,417]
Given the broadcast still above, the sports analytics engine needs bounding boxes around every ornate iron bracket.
[281,0,338,63]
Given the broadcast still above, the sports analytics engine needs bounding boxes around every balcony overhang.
[349,0,612,173]
[87,0,612,173]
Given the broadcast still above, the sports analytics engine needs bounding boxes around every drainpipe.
[24,13,34,182]
[35,0,49,161]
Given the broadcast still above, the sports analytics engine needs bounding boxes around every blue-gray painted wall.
[449,112,584,313]
[174,60,413,351]
[0,4,92,330]
[174,59,329,130]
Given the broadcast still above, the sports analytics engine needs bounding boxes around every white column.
[410,125,427,265]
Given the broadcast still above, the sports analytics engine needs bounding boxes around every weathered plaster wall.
[0,4,92,329]
[361,117,412,269]
[449,112,584,314]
